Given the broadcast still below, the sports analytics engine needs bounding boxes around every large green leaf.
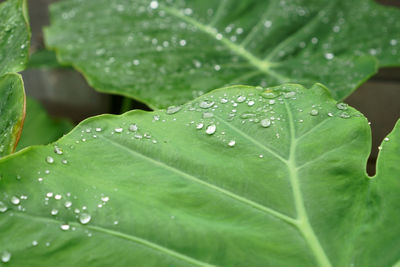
[0,84,399,266]
[0,0,30,76]
[16,97,74,151]
[0,73,25,157]
[44,0,400,108]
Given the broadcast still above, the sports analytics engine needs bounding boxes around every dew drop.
[101,196,110,202]
[261,91,278,99]
[129,124,138,132]
[284,92,296,98]
[247,100,255,106]
[46,156,54,164]
[1,251,11,263]
[64,201,72,208]
[205,124,216,135]
[310,109,319,116]
[202,112,214,118]
[54,194,62,200]
[199,101,214,109]
[384,137,389,142]
[51,209,59,216]
[325,53,334,60]
[32,240,38,246]
[115,128,123,133]
[260,119,271,128]
[0,201,8,213]
[340,112,351,119]
[95,127,102,132]
[149,1,158,9]
[11,196,20,205]
[54,146,63,155]
[79,213,91,225]
[336,103,348,110]
[220,98,228,104]
[166,106,181,114]
[196,123,204,129]
[236,96,246,103]
[60,224,70,231]
[228,140,236,147]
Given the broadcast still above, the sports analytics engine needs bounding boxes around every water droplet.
[336,103,348,110]
[202,112,214,118]
[129,124,138,132]
[236,96,246,103]
[115,128,123,133]
[228,140,236,147]
[325,53,334,60]
[79,213,91,225]
[284,92,296,98]
[101,196,109,202]
[240,113,255,119]
[384,137,389,142]
[310,109,319,116]
[327,112,333,117]
[205,125,216,135]
[247,100,255,106]
[390,39,397,46]
[220,98,228,104]
[46,156,54,164]
[51,209,59,216]
[1,251,11,263]
[54,194,62,200]
[196,123,204,129]
[62,159,68,165]
[54,146,63,155]
[149,1,158,9]
[259,154,264,158]
[214,65,221,71]
[166,106,181,114]
[340,112,351,119]
[260,119,271,128]
[199,101,214,109]
[264,20,272,28]
[60,224,70,231]
[261,90,278,99]
[179,39,186,46]
[11,196,20,205]
[46,192,53,198]
[0,201,8,213]
[64,201,72,208]
[95,127,102,132]
[32,240,38,246]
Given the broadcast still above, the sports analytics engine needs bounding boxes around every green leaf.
[44,0,400,108]
[26,50,68,69]
[16,97,74,151]
[0,73,25,157]
[0,0,30,76]
[0,84,398,266]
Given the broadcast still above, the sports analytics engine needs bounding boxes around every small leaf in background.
[44,0,400,108]
[26,50,69,69]
[16,97,74,151]
[0,0,30,75]
[0,74,25,157]
[0,84,398,266]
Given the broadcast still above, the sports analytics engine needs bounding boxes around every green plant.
[0,0,399,266]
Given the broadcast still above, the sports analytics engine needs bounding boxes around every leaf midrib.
[161,5,275,75]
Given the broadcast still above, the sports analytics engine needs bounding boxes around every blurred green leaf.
[16,97,74,150]
[26,50,69,69]
[0,73,25,157]
[0,84,399,266]
[45,0,400,108]
[0,0,30,76]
